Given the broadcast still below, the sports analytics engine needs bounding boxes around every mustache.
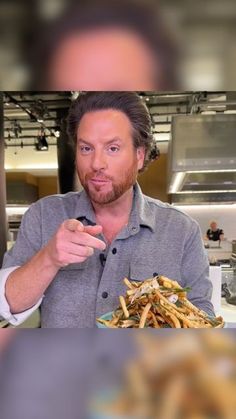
[85,172,113,181]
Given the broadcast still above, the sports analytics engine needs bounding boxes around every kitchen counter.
[207,248,232,262]
[209,266,236,327]
[205,240,232,262]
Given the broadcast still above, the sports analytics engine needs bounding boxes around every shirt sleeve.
[181,222,215,316]
[0,266,42,326]
[2,202,43,270]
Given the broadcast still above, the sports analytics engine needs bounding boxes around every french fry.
[159,303,181,328]
[159,276,181,289]
[139,303,152,328]
[150,310,160,328]
[110,316,120,326]
[157,306,176,328]
[119,296,130,318]
[126,289,137,296]
[123,277,134,290]
[180,299,209,319]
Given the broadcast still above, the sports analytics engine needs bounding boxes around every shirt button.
[112,248,117,254]
[131,227,137,231]
[102,291,108,299]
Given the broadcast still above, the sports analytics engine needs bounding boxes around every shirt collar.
[75,189,97,225]
[74,182,156,232]
[130,183,156,233]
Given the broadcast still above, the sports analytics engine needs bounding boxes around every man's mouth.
[89,178,110,185]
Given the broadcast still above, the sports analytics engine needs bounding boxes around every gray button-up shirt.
[1,183,214,327]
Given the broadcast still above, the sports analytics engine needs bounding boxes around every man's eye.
[80,146,91,153]
[108,146,119,153]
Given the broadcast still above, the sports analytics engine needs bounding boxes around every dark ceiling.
[3,91,233,152]
[3,92,72,150]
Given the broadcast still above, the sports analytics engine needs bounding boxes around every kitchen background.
[1,90,236,326]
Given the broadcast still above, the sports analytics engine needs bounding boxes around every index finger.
[72,231,106,251]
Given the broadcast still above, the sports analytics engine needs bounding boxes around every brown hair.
[67,91,160,171]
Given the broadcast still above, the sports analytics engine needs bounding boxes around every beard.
[77,160,138,205]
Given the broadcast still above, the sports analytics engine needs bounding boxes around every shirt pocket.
[44,260,90,313]
[59,260,89,271]
[129,262,159,283]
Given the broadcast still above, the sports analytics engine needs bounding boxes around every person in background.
[0,92,214,328]
[206,221,224,242]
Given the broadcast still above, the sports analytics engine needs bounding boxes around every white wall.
[5,145,58,171]
[175,204,236,241]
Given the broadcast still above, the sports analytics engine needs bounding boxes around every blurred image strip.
[1,0,236,90]
[0,330,236,419]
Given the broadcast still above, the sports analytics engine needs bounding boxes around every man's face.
[76,109,145,205]
[48,28,157,90]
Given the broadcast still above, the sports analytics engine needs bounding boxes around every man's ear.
[136,146,145,171]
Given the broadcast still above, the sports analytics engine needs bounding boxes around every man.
[206,221,224,242]
[0,92,214,327]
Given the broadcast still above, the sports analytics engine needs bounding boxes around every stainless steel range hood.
[168,114,236,203]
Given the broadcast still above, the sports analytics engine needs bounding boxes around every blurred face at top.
[47,28,158,90]
[76,109,145,205]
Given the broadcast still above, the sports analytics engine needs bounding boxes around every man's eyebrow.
[105,137,122,145]
[77,137,122,146]
[77,138,92,145]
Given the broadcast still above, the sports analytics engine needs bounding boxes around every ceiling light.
[201,111,216,114]
[11,120,22,138]
[35,134,48,151]
[54,127,61,138]
[71,91,79,100]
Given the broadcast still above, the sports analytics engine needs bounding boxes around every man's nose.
[91,150,107,171]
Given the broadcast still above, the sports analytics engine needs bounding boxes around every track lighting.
[35,133,48,151]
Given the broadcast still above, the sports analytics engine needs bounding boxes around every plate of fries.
[97,276,225,328]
